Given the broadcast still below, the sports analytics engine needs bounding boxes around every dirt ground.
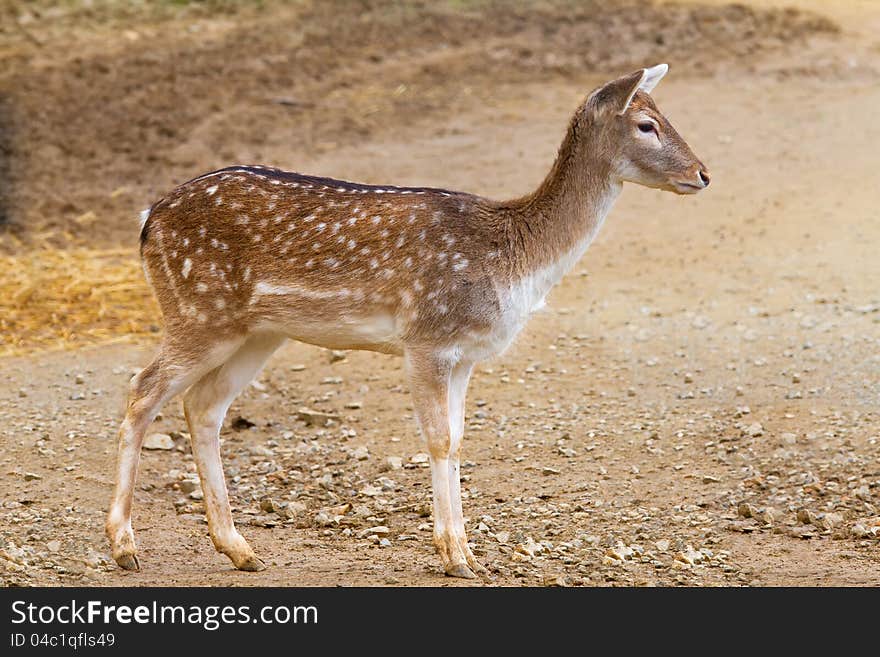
[1,0,879,586]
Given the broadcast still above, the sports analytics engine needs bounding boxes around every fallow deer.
[107,64,709,578]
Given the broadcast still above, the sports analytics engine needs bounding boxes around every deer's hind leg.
[183,333,285,571]
[447,359,487,576]
[107,337,243,570]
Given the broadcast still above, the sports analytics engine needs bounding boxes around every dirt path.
[1,1,879,586]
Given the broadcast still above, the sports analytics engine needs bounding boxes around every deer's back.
[140,166,506,352]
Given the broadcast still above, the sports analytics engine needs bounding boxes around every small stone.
[744,423,764,438]
[46,540,61,553]
[516,537,544,558]
[728,520,757,533]
[75,373,85,384]
[327,503,351,517]
[356,526,390,538]
[853,486,871,501]
[755,508,774,525]
[543,574,568,587]
[351,445,370,461]
[329,350,348,363]
[313,511,337,527]
[542,467,561,476]
[296,407,340,426]
[655,539,670,552]
[23,472,42,481]
[684,372,694,383]
[738,502,758,519]
[410,453,429,464]
[788,526,816,540]
[179,479,200,494]
[824,512,843,528]
[143,433,174,450]
[260,498,279,513]
[604,541,634,561]
[797,508,817,525]
[850,523,868,538]
[344,401,363,409]
[781,432,797,445]
[287,501,308,516]
[702,475,721,483]
[378,538,392,548]
[290,364,306,372]
[83,551,107,569]
[674,545,704,566]
[386,456,403,470]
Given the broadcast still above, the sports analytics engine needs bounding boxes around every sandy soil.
[0,0,878,586]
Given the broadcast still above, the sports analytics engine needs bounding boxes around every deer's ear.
[638,63,668,94]
[588,64,668,117]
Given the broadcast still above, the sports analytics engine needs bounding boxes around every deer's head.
[586,64,710,195]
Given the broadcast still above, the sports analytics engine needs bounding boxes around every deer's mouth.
[671,181,705,194]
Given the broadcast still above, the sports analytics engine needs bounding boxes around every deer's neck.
[498,117,620,300]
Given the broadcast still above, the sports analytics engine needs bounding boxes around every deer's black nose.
[698,169,711,187]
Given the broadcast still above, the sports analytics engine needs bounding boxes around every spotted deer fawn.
[107,64,709,578]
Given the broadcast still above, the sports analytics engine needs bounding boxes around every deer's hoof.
[468,558,490,576]
[114,553,140,571]
[445,563,477,579]
[235,555,266,572]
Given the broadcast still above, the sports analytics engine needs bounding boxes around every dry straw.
[0,248,159,356]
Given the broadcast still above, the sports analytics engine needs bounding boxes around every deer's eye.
[638,122,657,135]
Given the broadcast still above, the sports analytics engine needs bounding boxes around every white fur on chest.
[465,187,619,362]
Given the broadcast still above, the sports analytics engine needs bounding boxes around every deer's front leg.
[406,348,475,579]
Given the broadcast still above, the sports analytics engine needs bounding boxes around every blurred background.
[0,1,878,587]
[0,0,866,352]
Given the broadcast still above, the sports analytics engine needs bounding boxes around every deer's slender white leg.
[106,339,241,570]
[406,348,475,578]
[446,360,486,574]
[183,333,285,571]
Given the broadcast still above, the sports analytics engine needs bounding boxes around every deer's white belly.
[257,313,405,354]
[249,283,405,353]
